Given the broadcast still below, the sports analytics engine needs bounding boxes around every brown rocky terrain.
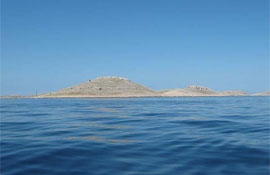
[37,76,254,98]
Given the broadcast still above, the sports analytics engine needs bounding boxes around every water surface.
[1,97,269,175]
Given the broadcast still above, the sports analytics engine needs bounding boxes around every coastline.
[1,94,269,99]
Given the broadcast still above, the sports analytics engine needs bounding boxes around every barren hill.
[40,76,158,98]
[251,91,270,96]
[161,85,247,97]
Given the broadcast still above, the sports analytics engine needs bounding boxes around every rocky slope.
[218,90,247,96]
[40,76,158,98]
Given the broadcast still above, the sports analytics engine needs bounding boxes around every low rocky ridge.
[251,91,270,96]
[40,76,158,97]
[160,85,247,97]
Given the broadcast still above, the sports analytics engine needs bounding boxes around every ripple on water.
[1,97,269,175]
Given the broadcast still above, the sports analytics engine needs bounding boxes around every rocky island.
[36,76,257,98]
[160,85,247,97]
[39,76,158,98]
[251,91,270,96]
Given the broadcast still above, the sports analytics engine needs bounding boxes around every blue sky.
[1,0,269,95]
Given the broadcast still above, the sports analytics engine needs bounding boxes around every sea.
[1,97,269,175]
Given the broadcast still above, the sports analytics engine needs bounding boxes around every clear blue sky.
[1,0,269,95]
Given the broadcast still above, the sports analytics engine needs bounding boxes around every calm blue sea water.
[1,97,269,175]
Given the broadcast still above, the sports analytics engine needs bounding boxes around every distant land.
[251,91,270,96]
[1,76,269,98]
[40,76,158,98]
[159,86,247,97]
